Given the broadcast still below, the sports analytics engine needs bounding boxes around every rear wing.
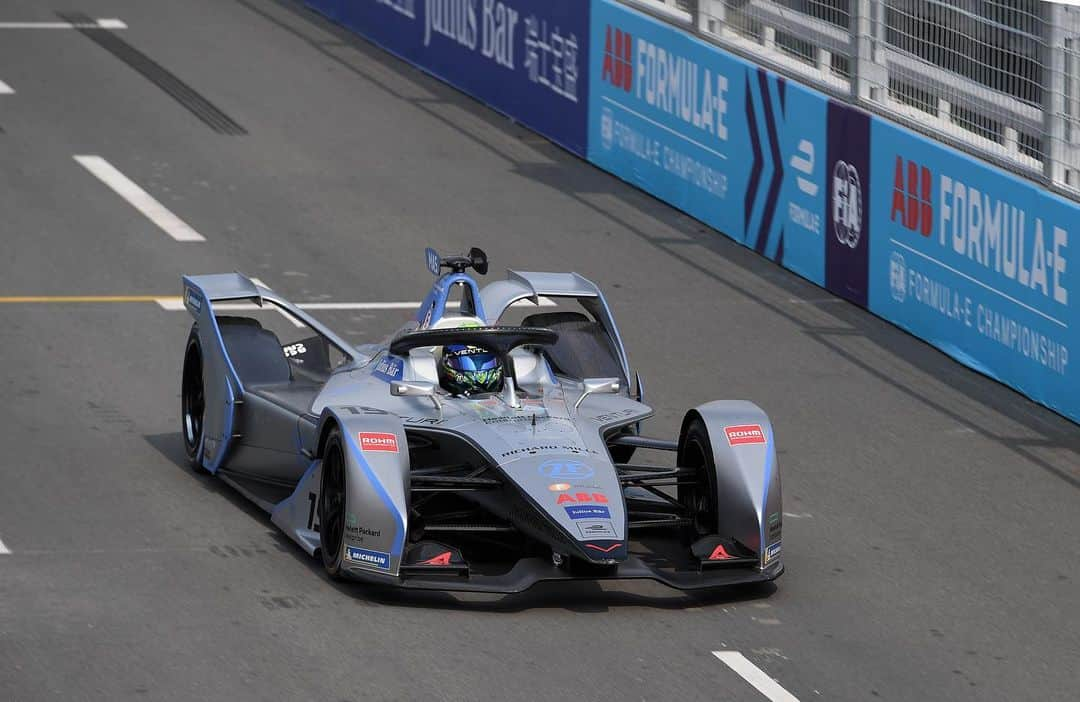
[479,270,633,388]
[180,273,357,473]
[181,273,358,364]
[182,272,262,311]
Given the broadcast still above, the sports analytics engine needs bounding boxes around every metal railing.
[630,0,1080,197]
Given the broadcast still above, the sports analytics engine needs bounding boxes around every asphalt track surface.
[0,2,1077,700]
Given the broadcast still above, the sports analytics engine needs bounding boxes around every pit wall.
[306,0,1077,424]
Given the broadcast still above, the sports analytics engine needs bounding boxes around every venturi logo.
[832,160,862,249]
[601,25,632,92]
[891,157,933,237]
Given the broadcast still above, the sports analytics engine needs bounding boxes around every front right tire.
[677,417,720,540]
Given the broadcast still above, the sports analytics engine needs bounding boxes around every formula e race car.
[179,248,783,592]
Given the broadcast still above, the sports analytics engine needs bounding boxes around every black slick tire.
[181,328,209,473]
[318,428,348,580]
[677,417,719,540]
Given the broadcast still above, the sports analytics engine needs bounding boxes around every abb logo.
[358,432,399,453]
[725,424,766,446]
[601,25,632,92]
[891,157,933,237]
[556,492,608,505]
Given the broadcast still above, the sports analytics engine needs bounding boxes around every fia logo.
[789,139,818,196]
[601,26,632,92]
[889,252,907,303]
[832,160,862,249]
[600,107,614,151]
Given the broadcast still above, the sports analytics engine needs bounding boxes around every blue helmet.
[438,344,503,396]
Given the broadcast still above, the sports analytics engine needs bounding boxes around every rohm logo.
[601,25,632,92]
[891,156,933,237]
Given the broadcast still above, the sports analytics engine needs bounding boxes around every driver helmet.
[438,344,503,396]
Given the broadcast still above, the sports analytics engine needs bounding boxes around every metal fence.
[628,0,1080,197]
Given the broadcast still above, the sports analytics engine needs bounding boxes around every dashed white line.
[0,79,13,95]
[74,155,206,242]
[0,18,126,29]
[713,651,800,702]
[0,537,11,555]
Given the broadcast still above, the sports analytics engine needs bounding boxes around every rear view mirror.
[390,380,442,411]
[574,377,621,409]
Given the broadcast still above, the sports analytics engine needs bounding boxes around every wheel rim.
[182,349,204,452]
[320,444,346,562]
[682,436,714,535]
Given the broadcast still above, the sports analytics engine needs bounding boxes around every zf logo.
[890,157,933,237]
[601,26,632,92]
[831,160,862,249]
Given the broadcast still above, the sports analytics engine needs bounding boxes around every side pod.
[683,401,782,570]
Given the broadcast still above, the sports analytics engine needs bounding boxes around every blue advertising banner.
[587,0,828,285]
[868,120,1077,422]
[306,0,590,156]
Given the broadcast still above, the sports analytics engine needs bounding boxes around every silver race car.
[179,248,783,592]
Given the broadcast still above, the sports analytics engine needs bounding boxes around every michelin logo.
[345,546,391,570]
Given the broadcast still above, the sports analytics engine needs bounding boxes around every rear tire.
[677,417,719,540]
[181,330,208,473]
[318,428,348,580]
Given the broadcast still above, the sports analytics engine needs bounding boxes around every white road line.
[712,651,800,702]
[0,19,126,29]
[74,155,206,242]
[155,298,558,311]
[0,537,10,555]
[250,278,305,328]
[0,80,13,95]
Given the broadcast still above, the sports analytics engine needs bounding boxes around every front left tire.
[318,428,348,580]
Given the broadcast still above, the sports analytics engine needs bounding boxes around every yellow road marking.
[0,295,180,303]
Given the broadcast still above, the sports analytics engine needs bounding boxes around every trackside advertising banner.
[869,121,1077,422]
[305,0,590,156]
[587,0,830,287]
